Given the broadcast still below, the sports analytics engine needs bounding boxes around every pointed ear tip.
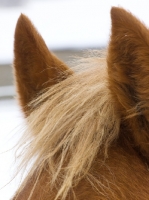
[111,7,122,17]
[15,13,34,38]
[111,6,118,15]
[110,7,128,20]
[16,13,30,25]
[20,13,26,18]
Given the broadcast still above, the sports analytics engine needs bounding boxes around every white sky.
[1,0,149,199]
[0,0,149,64]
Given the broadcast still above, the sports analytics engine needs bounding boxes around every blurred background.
[1,0,149,199]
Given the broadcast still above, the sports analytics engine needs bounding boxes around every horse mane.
[13,6,149,199]
[16,54,120,200]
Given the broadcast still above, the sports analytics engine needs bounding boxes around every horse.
[12,7,149,200]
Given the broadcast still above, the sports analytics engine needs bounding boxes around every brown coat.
[12,7,149,200]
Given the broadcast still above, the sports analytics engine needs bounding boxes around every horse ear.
[107,7,149,159]
[14,14,73,116]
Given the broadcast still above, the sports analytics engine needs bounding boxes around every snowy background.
[1,0,149,199]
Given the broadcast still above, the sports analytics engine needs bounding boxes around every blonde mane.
[12,7,149,200]
[16,55,120,200]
